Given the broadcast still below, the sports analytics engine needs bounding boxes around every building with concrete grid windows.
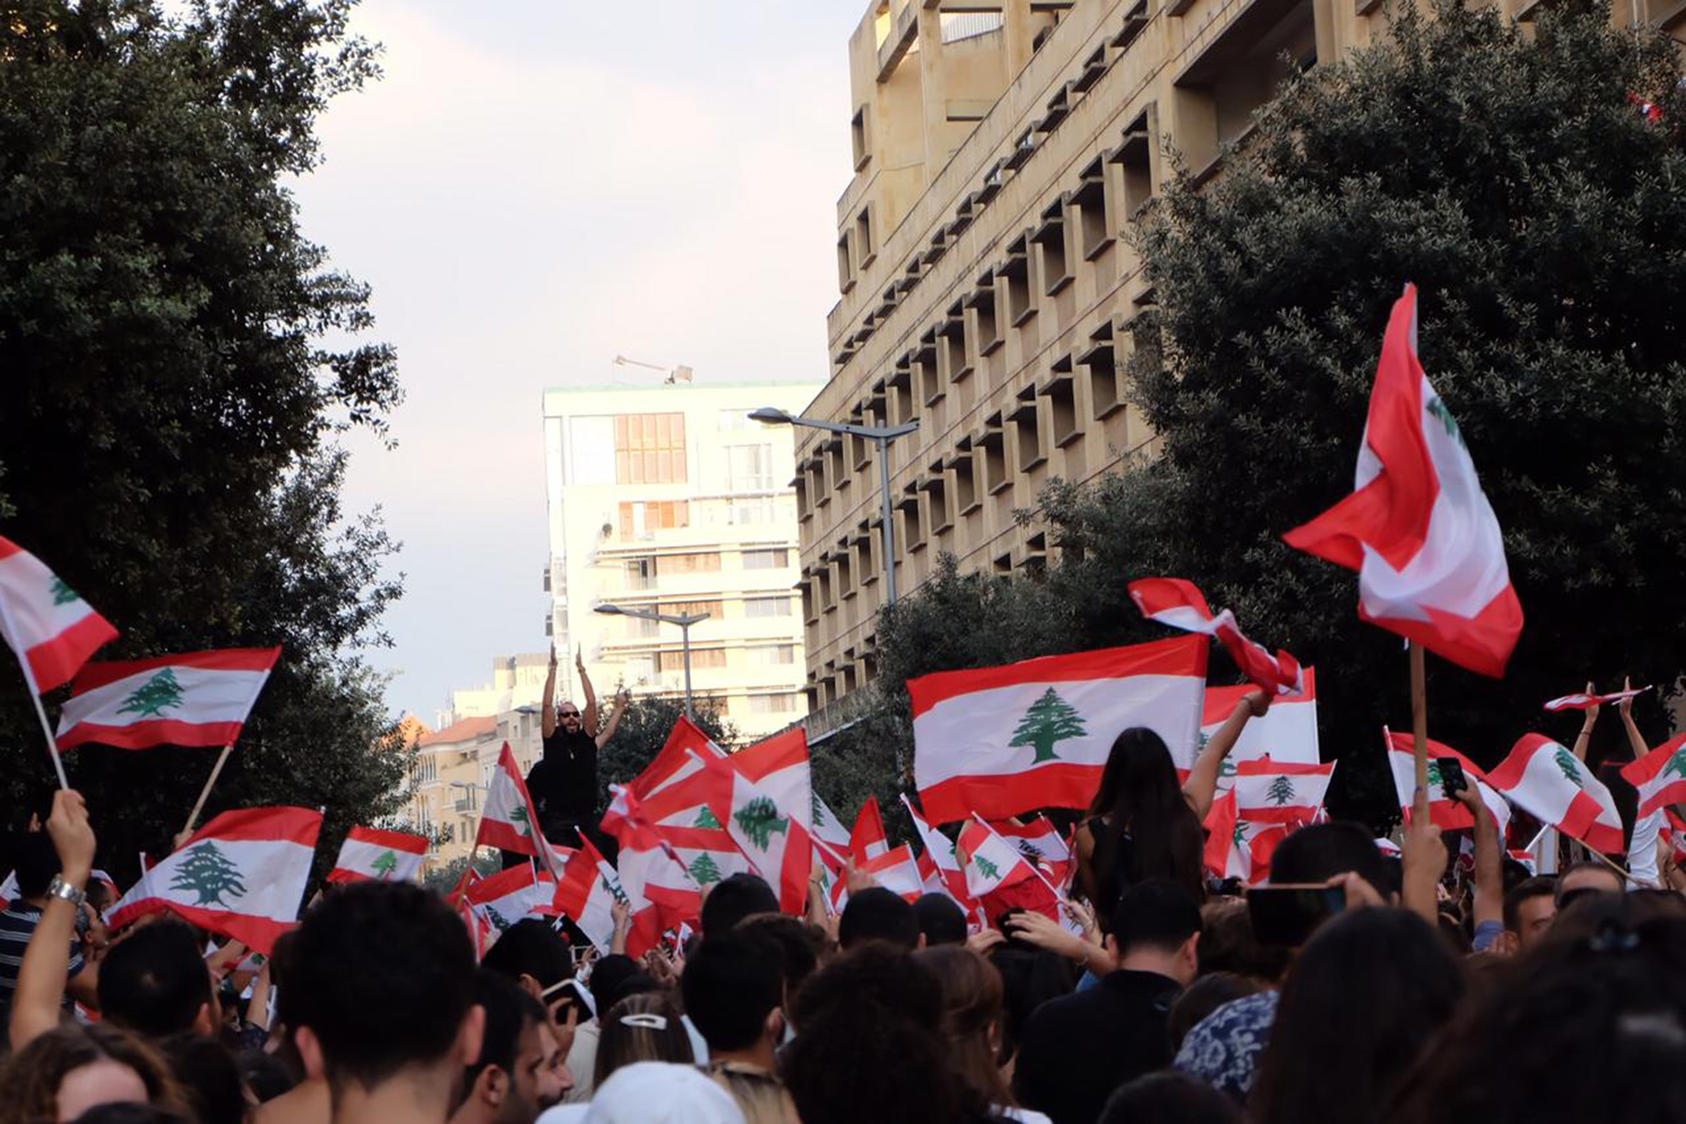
[796,0,1684,721]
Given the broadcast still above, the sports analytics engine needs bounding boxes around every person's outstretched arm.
[578,649,598,734]
[1618,677,1648,762]
[1572,682,1599,762]
[1183,687,1267,821]
[595,686,630,749]
[1454,784,1502,933]
[1401,785,1447,927]
[9,789,96,1052]
[542,644,559,740]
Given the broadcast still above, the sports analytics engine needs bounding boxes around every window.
[727,444,775,492]
[615,414,687,484]
[745,597,794,618]
[924,473,951,533]
[660,648,727,672]
[714,499,778,526]
[628,615,661,639]
[900,487,925,552]
[1047,366,1079,446]
[941,307,968,382]
[953,448,978,514]
[625,558,656,590]
[619,500,689,539]
[838,231,855,291]
[851,106,869,169]
[415,755,437,784]
[718,410,755,431]
[1082,323,1124,418]
[567,416,617,485]
[1033,199,1072,296]
[1004,236,1035,325]
[855,207,875,267]
[966,276,1000,357]
[743,549,789,570]
[1074,156,1112,259]
[1014,392,1045,471]
[660,552,721,575]
[625,654,655,680]
[748,645,797,666]
[981,415,1010,493]
[748,693,799,715]
[1114,109,1156,222]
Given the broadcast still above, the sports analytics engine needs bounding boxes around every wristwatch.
[45,874,86,908]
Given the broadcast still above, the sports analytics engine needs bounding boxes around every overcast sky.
[290,1,859,724]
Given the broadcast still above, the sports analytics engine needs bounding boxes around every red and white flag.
[1544,686,1650,713]
[811,792,852,855]
[1184,671,1322,788]
[609,787,703,955]
[911,637,1208,824]
[326,826,428,885]
[0,536,119,694]
[956,816,1039,900]
[107,806,321,954]
[476,743,563,873]
[600,716,727,839]
[56,647,282,751]
[988,817,1074,890]
[465,862,559,935]
[1381,731,1510,834]
[849,796,889,864]
[903,795,969,903]
[1202,791,1287,885]
[457,892,493,961]
[1284,285,1523,677]
[853,844,925,903]
[554,835,629,955]
[1619,734,1686,821]
[1129,577,1304,696]
[732,727,815,833]
[693,753,813,914]
[1233,758,1334,826]
[1488,734,1624,854]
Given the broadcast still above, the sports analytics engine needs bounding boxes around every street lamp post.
[593,603,710,719]
[749,407,918,606]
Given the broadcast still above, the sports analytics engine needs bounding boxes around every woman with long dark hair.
[1076,689,1266,924]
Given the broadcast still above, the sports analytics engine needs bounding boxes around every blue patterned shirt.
[1173,989,1280,1100]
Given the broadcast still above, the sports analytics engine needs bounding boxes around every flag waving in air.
[327,826,428,885]
[0,536,118,694]
[107,806,321,954]
[477,743,561,873]
[849,796,889,864]
[1489,734,1624,854]
[56,647,282,751]
[1619,734,1686,821]
[693,753,813,913]
[902,795,969,903]
[1544,685,1650,713]
[1129,578,1304,697]
[1233,758,1334,826]
[912,637,1207,824]
[1284,285,1523,677]
[1381,731,1510,834]
[554,836,629,955]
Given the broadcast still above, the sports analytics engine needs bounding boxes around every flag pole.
[0,594,70,790]
[183,744,235,836]
[1409,642,1429,791]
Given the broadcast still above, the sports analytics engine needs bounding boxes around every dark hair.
[0,1023,183,1124]
[593,991,694,1087]
[699,873,779,937]
[480,918,573,989]
[1168,972,1264,1052]
[160,1032,245,1124]
[98,921,213,1038]
[1250,908,1463,1124]
[1113,878,1202,955]
[286,881,476,1089]
[1502,876,1557,933]
[785,944,968,1124]
[236,1048,295,1105]
[913,893,968,947]
[990,946,1079,1066]
[838,886,919,950]
[1554,861,1624,908]
[464,969,547,1095]
[585,953,657,1013]
[682,932,784,1052]
[1269,822,1389,891]
[1089,727,1206,918]
[1100,1071,1241,1124]
[68,1108,194,1124]
[1391,905,1686,1124]
[734,912,821,1016]
[14,833,60,899]
[1197,898,1290,982]
[916,945,1015,1109]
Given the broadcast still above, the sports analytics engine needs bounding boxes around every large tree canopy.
[835,0,1686,831]
[0,0,405,877]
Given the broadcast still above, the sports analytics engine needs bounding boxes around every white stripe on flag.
[57,666,274,733]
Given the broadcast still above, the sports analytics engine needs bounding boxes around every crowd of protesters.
[4,684,1686,1124]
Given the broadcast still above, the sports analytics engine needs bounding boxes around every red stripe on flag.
[27,612,119,694]
[1363,586,1524,680]
[69,647,282,693]
[1487,733,1556,790]
[346,826,429,854]
[57,719,245,752]
[183,807,322,849]
[908,636,1207,718]
[1559,790,1624,855]
[919,762,1103,826]
[732,727,807,782]
[107,900,296,956]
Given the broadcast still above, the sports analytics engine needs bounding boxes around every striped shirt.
[0,904,84,1018]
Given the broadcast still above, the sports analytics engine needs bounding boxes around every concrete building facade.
[798,0,1682,717]
[443,653,550,727]
[542,381,824,740]
[407,707,545,875]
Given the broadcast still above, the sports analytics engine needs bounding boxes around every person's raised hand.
[965,928,1006,955]
[1003,909,1091,961]
[1582,681,1601,728]
[1061,897,1099,941]
[549,642,557,668]
[1327,871,1387,910]
[1242,686,1270,719]
[1619,675,1636,721]
[844,859,877,895]
[46,789,96,885]
[610,898,630,932]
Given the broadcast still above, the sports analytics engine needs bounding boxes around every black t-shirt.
[529,728,599,826]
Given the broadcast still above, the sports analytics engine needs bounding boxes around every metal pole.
[680,621,695,720]
[877,434,898,606]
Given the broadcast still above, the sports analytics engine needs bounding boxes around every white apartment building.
[443,652,550,727]
[542,380,823,740]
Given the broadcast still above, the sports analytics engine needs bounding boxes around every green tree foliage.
[0,1,408,876]
[421,852,501,895]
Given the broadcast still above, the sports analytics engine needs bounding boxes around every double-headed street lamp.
[748,407,919,606]
[593,603,710,719]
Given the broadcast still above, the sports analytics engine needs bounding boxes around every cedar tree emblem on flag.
[485,904,512,931]
[1425,760,1444,789]
[117,668,186,718]
[169,843,248,908]
[688,852,723,885]
[509,804,531,835]
[974,854,1001,882]
[50,577,79,606]
[1009,688,1088,763]
[694,805,723,829]
[734,797,789,851]
[1266,776,1297,806]
[1555,747,1583,787]
[1667,749,1686,781]
[371,851,399,880]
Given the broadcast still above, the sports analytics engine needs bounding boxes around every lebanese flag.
[1129,577,1304,696]
[693,753,812,913]
[1283,285,1523,678]
[1182,671,1322,790]
[0,536,119,694]
[956,815,1041,900]
[849,796,889,863]
[1381,731,1511,833]
[56,647,282,751]
[903,795,970,903]
[811,792,852,855]
[849,843,926,903]
[988,817,1074,890]
[1489,734,1625,854]
[458,894,493,961]
[732,727,815,832]
[1544,686,1650,712]
[631,760,755,892]
[1233,758,1334,826]
[476,743,561,872]
[601,716,727,840]
[554,835,628,954]
[1619,734,1686,820]
[1202,792,1287,885]
[466,862,560,936]
[912,637,1207,824]
[326,826,428,885]
[107,806,321,954]
[609,788,703,954]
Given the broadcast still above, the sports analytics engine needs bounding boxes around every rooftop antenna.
[613,355,693,384]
